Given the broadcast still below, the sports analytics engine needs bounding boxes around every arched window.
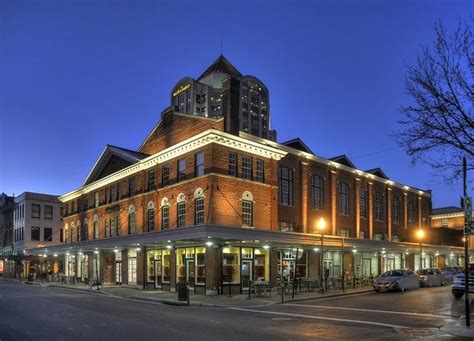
[241,191,253,226]
[161,198,169,230]
[374,192,383,221]
[338,182,349,216]
[147,201,155,231]
[177,193,186,228]
[128,205,136,234]
[392,197,401,225]
[194,188,205,225]
[93,215,99,239]
[65,223,69,243]
[82,218,88,241]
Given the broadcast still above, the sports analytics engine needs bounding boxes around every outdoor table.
[253,281,270,297]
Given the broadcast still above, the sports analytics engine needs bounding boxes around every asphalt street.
[0,279,472,340]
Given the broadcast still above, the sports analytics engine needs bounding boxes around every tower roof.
[198,54,243,80]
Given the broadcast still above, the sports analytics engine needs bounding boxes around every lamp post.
[317,218,327,293]
[417,228,425,270]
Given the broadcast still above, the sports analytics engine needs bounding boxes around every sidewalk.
[27,279,374,307]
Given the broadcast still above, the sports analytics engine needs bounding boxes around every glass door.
[115,261,122,284]
[186,259,195,288]
[154,259,162,288]
[241,260,253,290]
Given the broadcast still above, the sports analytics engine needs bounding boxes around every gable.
[95,155,133,181]
[281,138,314,154]
[365,167,389,179]
[138,110,225,156]
[329,155,356,168]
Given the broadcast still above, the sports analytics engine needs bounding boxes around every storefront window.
[196,247,206,285]
[279,249,307,280]
[254,248,269,281]
[128,249,137,285]
[176,247,205,287]
[163,250,170,283]
[222,247,240,283]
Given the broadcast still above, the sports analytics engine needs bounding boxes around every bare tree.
[394,19,473,183]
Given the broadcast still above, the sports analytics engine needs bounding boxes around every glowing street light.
[316,218,327,293]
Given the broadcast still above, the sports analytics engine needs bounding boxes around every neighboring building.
[28,56,467,294]
[0,193,15,275]
[431,206,473,250]
[13,192,63,253]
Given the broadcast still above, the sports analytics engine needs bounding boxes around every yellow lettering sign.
[173,84,191,97]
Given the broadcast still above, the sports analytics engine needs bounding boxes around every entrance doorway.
[241,260,253,290]
[186,259,195,289]
[154,259,162,288]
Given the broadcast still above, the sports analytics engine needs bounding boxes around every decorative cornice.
[60,129,287,202]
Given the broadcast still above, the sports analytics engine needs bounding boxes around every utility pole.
[463,156,470,328]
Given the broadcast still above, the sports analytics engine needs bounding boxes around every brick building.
[28,56,467,294]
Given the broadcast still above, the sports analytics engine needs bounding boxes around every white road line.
[284,304,455,320]
[230,307,409,330]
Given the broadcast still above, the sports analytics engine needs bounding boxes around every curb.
[43,283,111,296]
[281,289,374,304]
[440,324,474,338]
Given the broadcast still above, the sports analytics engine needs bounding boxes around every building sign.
[172,84,191,97]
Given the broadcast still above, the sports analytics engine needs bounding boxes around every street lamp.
[417,228,425,270]
[317,218,327,293]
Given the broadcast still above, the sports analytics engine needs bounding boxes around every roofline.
[239,131,431,197]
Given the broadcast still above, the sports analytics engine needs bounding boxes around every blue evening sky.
[0,0,470,207]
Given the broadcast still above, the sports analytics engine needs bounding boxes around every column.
[301,162,309,233]
[368,182,374,239]
[387,187,392,241]
[205,246,220,295]
[354,178,361,239]
[330,170,337,236]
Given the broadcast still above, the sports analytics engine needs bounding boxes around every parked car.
[416,268,446,287]
[452,264,474,299]
[373,269,420,292]
[441,267,462,284]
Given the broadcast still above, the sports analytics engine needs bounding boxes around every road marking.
[284,304,455,320]
[230,307,409,329]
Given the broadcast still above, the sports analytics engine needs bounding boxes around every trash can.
[27,274,34,282]
[177,281,188,301]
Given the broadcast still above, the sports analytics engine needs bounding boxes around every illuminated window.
[241,191,253,226]
[161,198,169,230]
[147,201,155,231]
[177,194,186,228]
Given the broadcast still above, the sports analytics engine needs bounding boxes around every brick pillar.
[354,178,360,238]
[330,170,337,236]
[270,250,279,287]
[403,192,408,231]
[301,162,309,233]
[368,182,374,239]
[100,251,115,285]
[387,187,392,241]
[122,250,128,285]
[205,246,220,295]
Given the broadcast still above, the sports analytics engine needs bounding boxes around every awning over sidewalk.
[24,224,468,256]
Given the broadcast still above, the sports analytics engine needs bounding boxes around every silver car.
[374,269,420,292]
[416,268,446,287]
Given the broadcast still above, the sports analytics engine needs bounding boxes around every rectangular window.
[278,167,293,206]
[44,227,52,241]
[374,192,383,221]
[161,164,170,186]
[32,204,40,218]
[256,159,264,183]
[241,156,252,180]
[311,175,324,211]
[195,198,204,224]
[338,182,349,216]
[337,228,350,238]
[129,177,136,197]
[177,159,186,182]
[359,189,367,218]
[94,221,99,239]
[162,206,169,230]
[242,200,253,226]
[228,153,237,176]
[177,202,186,227]
[44,205,53,220]
[31,226,40,241]
[147,169,156,191]
[195,152,204,177]
[441,218,449,227]
[94,192,100,208]
[110,184,118,202]
[279,221,295,232]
